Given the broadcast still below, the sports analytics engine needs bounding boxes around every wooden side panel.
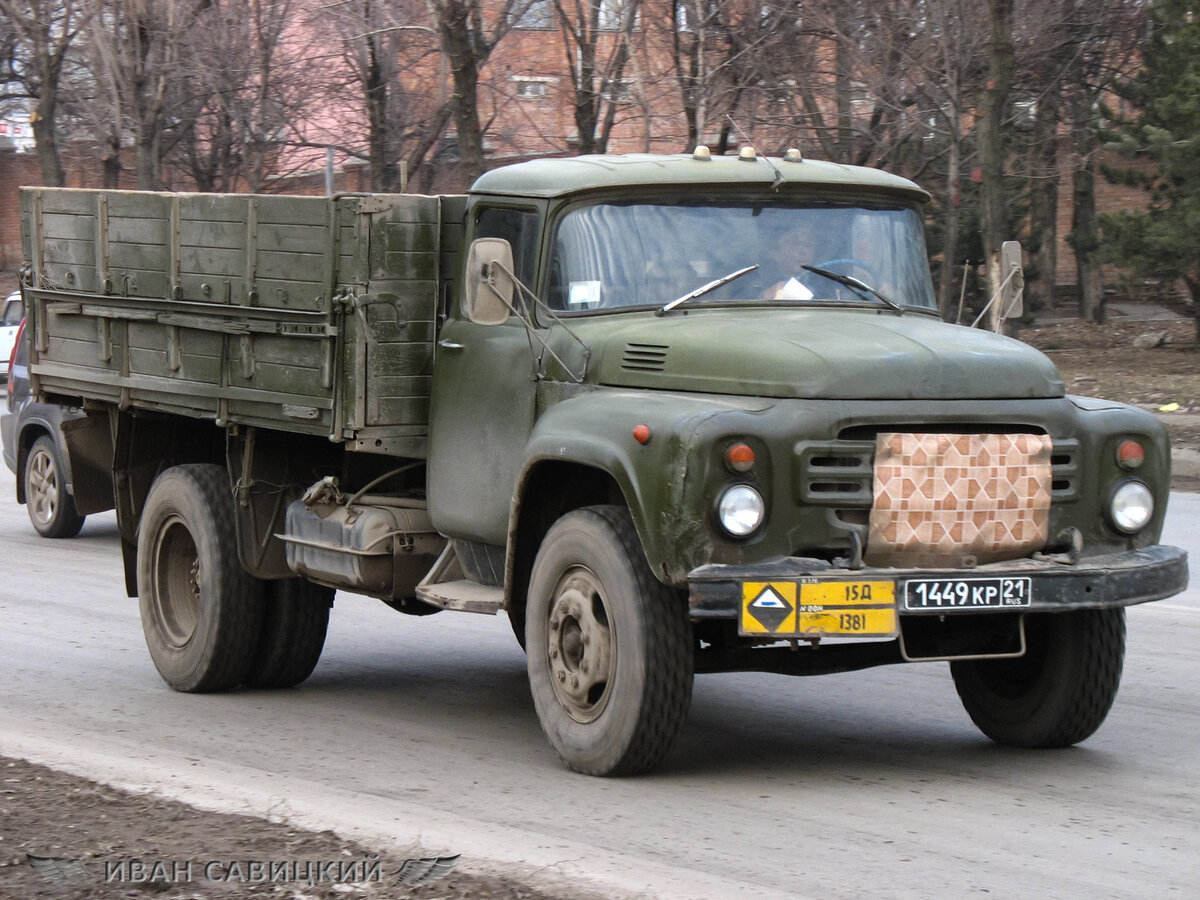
[21,187,455,447]
[348,194,451,433]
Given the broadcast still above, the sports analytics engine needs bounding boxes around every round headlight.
[1109,480,1154,534]
[717,484,765,537]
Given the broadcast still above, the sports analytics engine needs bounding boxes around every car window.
[3,296,23,327]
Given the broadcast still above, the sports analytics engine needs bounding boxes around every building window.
[515,0,554,29]
[599,0,637,31]
[513,77,554,100]
[603,79,635,104]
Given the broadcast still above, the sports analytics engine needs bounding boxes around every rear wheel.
[137,464,264,692]
[24,435,84,538]
[526,505,693,776]
[950,608,1125,748]
[244,578,333,688]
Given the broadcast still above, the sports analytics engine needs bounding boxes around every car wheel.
[526,505,694,776]
[24,434,85,538]
[137,464,264,692]
[950,608,1125,748]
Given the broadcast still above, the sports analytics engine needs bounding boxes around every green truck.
[17,150,1188,776]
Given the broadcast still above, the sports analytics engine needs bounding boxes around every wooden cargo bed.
[19,188,466,458]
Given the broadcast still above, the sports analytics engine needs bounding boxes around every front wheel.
[526,506,693,776]
[950,608,1126,748]
[24,435,84,538]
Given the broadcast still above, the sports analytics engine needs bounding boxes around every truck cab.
[428,151,1186,774]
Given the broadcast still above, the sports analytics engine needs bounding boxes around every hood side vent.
[622,342,669,372]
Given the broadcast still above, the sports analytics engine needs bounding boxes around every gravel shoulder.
[0,756,565,900]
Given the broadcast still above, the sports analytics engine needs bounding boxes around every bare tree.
[167,0,305,192]
[308,0,435,191]
[553,0,641,155]
[1056,0,1142,322]
[898,0,989,319]
[425,0,531,183]
[659,0,818,154]
[978,0,1015,331]
[0,0,95,185]
[83,0,217,189]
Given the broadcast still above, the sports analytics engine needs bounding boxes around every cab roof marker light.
[783,148,804,162]
[692,145,712,161]
[738,146,757,161]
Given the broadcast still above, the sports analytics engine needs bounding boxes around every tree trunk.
[937,133,961,321]
[1028,86,1061,315]
[834,21,853,164]
[135,124,163,190]
[980,0,1014,332]
[1073,162,1104,322]
[1183,274,1200,343]
[30,95,65,187]
[1071,114,1104,323]
[450,57,485,184]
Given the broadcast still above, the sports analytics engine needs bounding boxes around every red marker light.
[633,424,652,445]
[725,442,756,473]
[1116,440,1145,469]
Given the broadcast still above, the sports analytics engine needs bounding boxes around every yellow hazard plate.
[740,580,898,640]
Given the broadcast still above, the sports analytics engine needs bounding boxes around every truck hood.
[588,308,1065,400]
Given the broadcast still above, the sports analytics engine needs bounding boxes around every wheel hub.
[27,448,57,525]
[152,516,202,648]
[546,567,614,723]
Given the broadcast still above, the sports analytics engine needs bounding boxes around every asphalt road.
[1,463,1198,900]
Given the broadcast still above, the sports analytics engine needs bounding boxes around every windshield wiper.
[802,265,903,314]
[657,265,758,316]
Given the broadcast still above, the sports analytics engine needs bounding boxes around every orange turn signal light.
[633,424,652,445]
[725,442,756,473]
[1116,440,1145,469]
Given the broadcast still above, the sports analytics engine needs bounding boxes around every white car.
[1,290,23,379]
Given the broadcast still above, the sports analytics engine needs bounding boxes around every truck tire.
[24,434,84,538]
[950,608,1125,748]
[244,578,333,689]
[526,505,693,776]
[137,464,264,693]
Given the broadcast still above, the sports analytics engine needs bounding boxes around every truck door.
[427,206,542,547]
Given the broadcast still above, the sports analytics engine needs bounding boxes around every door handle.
[437,340,464,351]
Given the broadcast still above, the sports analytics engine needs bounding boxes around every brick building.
[0,2,1161,300]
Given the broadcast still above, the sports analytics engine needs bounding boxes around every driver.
[761,224,819,300]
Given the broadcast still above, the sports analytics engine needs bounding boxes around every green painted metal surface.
[469,153,930,202]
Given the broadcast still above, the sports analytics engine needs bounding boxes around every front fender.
[518,386,776,583]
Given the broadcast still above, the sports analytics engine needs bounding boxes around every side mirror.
[1000,240,1024,320]
[464,238,515,326]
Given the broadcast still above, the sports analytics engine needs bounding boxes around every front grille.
[794,432,1077,509]
[793,441,875,507]
[1049,439,1080,500]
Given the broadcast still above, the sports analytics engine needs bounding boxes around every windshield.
[546,200,937,313]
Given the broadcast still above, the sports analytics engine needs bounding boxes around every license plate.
[741,580,898,639]
[903,576,1032,611]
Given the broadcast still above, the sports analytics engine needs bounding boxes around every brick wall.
[0,151,41,275]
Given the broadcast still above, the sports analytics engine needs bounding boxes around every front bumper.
[688,544,1188,623]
